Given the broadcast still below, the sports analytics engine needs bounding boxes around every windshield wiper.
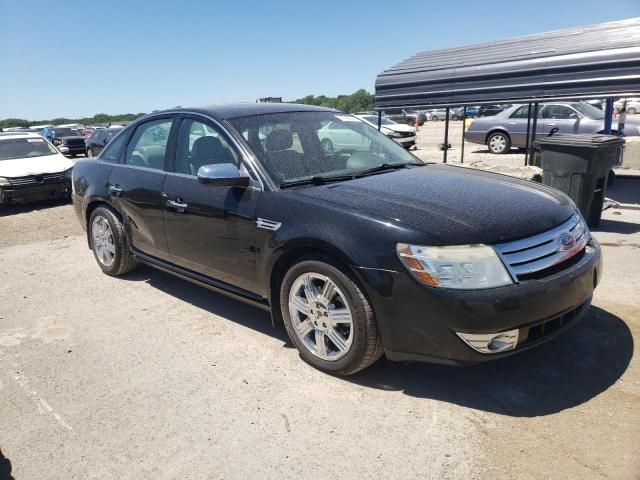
[279,174,355,189]
[354,162,423,178]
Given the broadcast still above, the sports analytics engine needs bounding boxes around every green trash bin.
[535,134,624,227]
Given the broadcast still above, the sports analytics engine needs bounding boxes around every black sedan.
[85,128,123,158]
[71,103,601,375]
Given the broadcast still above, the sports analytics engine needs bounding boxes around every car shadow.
[344,306,632,417]
[0,448,14,480]
[595,218,640,234]
[470,147,525,155]
[121,265,290,345]
[0,198,71,217]
[117,265,631,417]
[607,176,640,205]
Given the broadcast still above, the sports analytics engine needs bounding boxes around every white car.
[0,132,74,204]
[614,98,640,114]
[355,114,416,149]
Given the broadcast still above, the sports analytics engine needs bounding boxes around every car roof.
[0,131,44,140]
[160,102,339,121]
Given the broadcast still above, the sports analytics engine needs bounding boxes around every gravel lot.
[0,166,639,478]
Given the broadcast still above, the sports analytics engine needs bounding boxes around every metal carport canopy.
[374,17,640,112]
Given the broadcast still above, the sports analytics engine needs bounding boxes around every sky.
[1,0,639,120]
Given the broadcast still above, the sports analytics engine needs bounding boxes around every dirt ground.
[0,169,639,479]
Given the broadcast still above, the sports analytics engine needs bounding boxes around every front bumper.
[394,136,416,148]
[0,181,71,204]
[356,239,602,365]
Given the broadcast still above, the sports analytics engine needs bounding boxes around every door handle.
[508,122,517,125]
[167,199,188,211]
[108,184,123,196]
[547,123,557,126]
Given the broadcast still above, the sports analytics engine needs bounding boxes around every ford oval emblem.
[558,232,575,250]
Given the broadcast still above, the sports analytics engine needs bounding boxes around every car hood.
[0,153,74,177]
[296,165,575,245]
[59,136,86,141]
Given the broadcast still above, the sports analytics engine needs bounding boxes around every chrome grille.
[495,214,589,279]
[7,172,67,187]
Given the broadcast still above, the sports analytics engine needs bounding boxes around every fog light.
[456,329,519,354]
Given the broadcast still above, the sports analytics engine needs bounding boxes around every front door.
[505,105,545,147]
[107,116,175,261]
[541,104,580,135]
[162,116,261,293]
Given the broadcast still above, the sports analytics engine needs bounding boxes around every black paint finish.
[71,104,601,365]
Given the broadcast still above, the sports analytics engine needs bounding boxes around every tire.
[431,116,439,122]
[607,169,616,187]
[87,148,93,158]
[280,256,383,375]
[320,138,334,154]
[628,107,636,115]
[406,118,415,127]
[89,206,137,276]
[487,131,511,154]
[587,190,604,228]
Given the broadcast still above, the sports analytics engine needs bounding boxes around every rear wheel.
[628,107,636,115]
[431,115,439,122]
[487,131,511,154]
[280,257,383,375]
[89,207,137,276]
[406,118,415,127]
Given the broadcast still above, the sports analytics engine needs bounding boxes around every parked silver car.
[465,101,638,154]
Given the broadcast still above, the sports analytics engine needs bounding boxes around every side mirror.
[197,163,250,187]
[569,113,579,120]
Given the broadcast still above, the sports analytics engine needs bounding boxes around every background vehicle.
[72,103,600,376]
[355,114,416,149]
[85,128,123,157]
[424,109,448,121]
[0,132,73,204]
[39,127,86,157]
[477,104,510,117]
[384,110,426,126]
[614,98,640,113]
[465,101,638,154]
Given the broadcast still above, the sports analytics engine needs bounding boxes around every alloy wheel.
[92,215,116,266]
[489,134,507,153]
[288,272,353,361]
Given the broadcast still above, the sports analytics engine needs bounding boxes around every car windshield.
[0,137,59,160]
[53,128,76,137]
[229,111,421,187]
[571,102,605,120]
[360,115,396,126]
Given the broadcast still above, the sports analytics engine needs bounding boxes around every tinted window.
[542,105,576,119]
[509,106,543,119]
[100,130,128,162]
[125,119,172,170]
[174,119,239,175]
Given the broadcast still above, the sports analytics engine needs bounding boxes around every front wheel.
[280,257,383,375]
[628,107,636,115]
[86,148,93,158]
[320,138,334,154]
[487,131,511,154]
[89,207,137,276]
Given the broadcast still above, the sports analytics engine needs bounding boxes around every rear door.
[107,116,176,261]
[162,114,261,292]
[505,105,545,147]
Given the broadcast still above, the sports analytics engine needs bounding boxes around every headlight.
[387,131,401,138]
[64,167,73,179]
[53,138,62,145]
[397,243,513,289]
[0,177,9,186]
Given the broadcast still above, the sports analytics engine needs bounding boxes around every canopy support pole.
[443,107,450,163]
[604,98,613,134]
[460,107,467,164]
[524,102,532,166]
[377,111,382,131]
[527,103,540,166]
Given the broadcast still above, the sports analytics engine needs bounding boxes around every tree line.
[0,89,375,129]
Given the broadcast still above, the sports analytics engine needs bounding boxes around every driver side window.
[174,119,239,176]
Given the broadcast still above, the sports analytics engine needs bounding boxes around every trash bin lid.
[536,133,624,147]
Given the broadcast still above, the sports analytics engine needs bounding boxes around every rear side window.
[100,130,128,162]
[509,105,543,119]
[125,119,173,170]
